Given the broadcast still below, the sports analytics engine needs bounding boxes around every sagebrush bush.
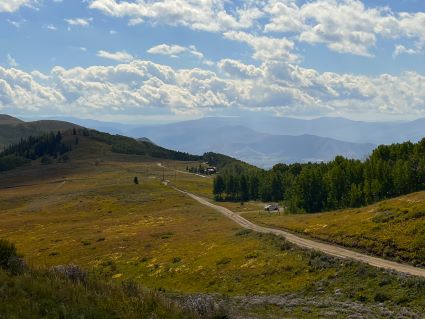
[0,239,18,269]
[0,239,26,275]
[51,264,88,283]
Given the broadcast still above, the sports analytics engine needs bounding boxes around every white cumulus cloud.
[65,17,93,27]
[89,0,262,32]
[147,44,203,59]
[223,31,298,62]
[1,59,425,119]
[97,50,134,62]
[0,0,34,13]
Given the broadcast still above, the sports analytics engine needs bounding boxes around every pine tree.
[213,175,225,200]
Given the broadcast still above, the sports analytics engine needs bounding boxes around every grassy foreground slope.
[244,191,425,267]
[1,134,425,318]
[0,267,191,319]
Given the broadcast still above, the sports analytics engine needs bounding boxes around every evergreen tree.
[204,137,425,212]
[240,175,250,201]
[213,175,225,200]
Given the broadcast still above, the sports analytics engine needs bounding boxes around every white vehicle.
[264,203,280,212]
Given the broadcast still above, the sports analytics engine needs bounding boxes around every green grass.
[243,191,425,267]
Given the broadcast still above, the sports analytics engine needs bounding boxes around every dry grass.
[0,158,329,295]
[1,139,424,317]
[243,192,425,266]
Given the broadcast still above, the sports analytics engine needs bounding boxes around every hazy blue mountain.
[127,123,375,168]
[26,114,425,167]
[49,115,425,145]
[45,117,130,135]
[128,116,418,145]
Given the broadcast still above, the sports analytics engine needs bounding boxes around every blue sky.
[1,0,425,123]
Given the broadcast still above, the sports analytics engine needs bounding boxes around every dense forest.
[0,132,71,171]
[213,139,425,213]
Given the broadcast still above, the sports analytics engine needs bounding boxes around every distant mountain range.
[6,114,425,168]
[45,116,379,167]
[126,124,375,167]
[50,115,425,145]
[125,116,425,146]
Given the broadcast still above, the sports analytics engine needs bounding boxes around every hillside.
[1,150,424,318]
[214,138,425,215]
[0,115,252,174]
[244,190,425,267]
[0,128,204,173]
[0,242,193,319]
[0,114,24,125]
[0,115,81,148]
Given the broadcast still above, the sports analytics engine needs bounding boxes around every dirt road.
[173,187,425,278]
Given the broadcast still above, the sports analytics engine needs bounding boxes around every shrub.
[7,256,27,275]
[216,257,232,266]
[0,239,18,269]
[279,239,293,251]
[182,295,228,319]
[374,292,390,302]
[245,251,259,259]
[0,239,26,274]
[308,250,337,271]
[41,156,53,165]
[235,229,252,236]
[51,264,88,283]
[122,279,141,297]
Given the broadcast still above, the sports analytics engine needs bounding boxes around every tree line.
[213,139,425,213]
[0,132,71,171]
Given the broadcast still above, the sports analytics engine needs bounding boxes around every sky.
[0,0,425,123]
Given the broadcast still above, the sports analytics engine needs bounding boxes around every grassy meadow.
[243,192,425,268]
[1,138,425,317]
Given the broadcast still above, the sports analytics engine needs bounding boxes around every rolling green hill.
[0,114,24,125]
[0,115,81,149]
[0,114,252,174]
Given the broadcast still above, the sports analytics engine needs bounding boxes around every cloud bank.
[1,58,424,119]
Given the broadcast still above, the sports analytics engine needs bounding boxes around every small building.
[264,203,280,212]
[206,167,217,175]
